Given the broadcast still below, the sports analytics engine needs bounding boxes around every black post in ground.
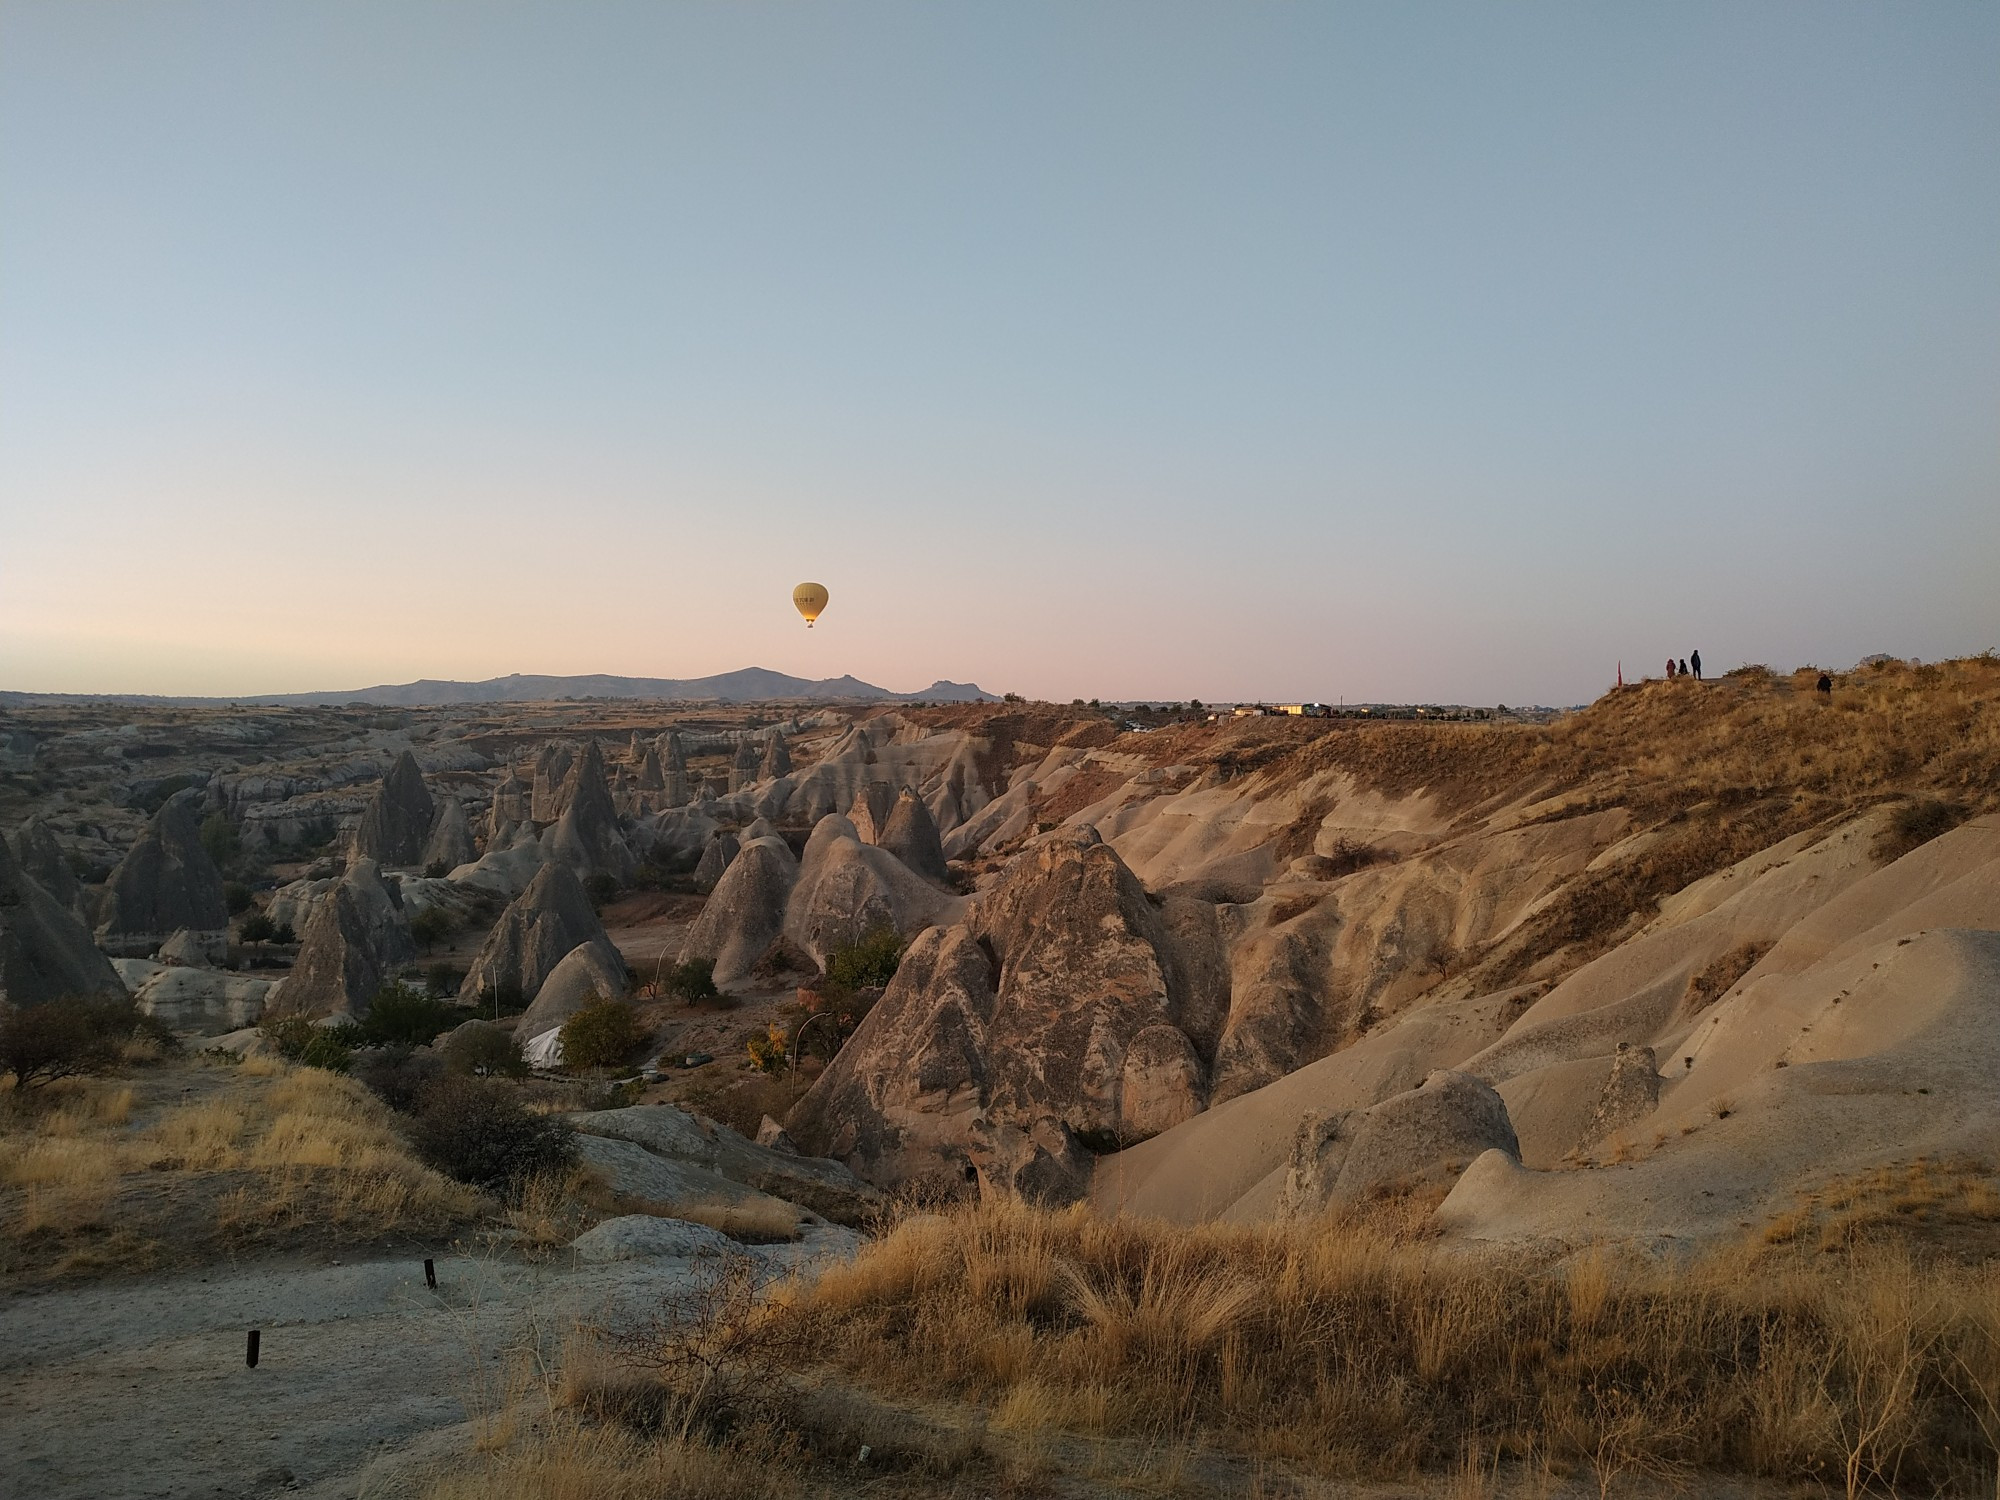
[424,1258,437,1290]
[246,1330,260,1368]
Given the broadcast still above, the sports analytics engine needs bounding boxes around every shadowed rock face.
[98,789,228,953]
[422,795,477,871]
[847,782,896,845]
[275,859,417,1019]
[636,746,666,792]
[532,742,575,823]
[460,860,612,1006]
[353,751,435,866]
[879,788,948,883]
[0,834,125,1008]
[693,832,739,891]
[12,816,86,922]
[759,733,792,780]
[787,826,1215,1202]
[543,739,636,885]
[515,938,629,1036]
[1277,1069,1520,1218]
[679,835,799,987]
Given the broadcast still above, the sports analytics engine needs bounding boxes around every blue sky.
[3,2,1995,704]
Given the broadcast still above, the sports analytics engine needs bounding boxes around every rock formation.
[759,732,792,780]
[274,859,418,1019]
[660,732,689,807]
[0,832,126,1008]
[692,831,739,892]
[97,789,228,956]
[847,782,896,844]
[787,826,1214,1201]
[729,737,760,793]
[636,745,666,792]
[679,835,798,988]
[460,859,615,1007]
[782,814,958,969]
[489,768,530,835]
[12,816,88,923]
[1277,1070,1520,1217]
[352,750,435,866]
[531,742,575,823]
[542,738,637,885]
[515,938,630,1036]
[422,794,477,871]
[879,787,949,883]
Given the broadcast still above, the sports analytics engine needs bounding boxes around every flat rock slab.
[570,1215,738,1262]
[571,1133,799,1223]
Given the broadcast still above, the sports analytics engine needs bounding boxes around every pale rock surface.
[571,1106,882,1224]
[514,940,630,1036]
[1276,1069,1520,1218]
[132,965,275,1033]
[679,836,798,987]
[781,815,960,969]
[97,789,228,956]
[542,739,637,885]
[572,1135,800,1225]
[531,742,575,824]
[352,751,434,867]
[460,860,614,1006]
[569,1214,738,1262]
[692,832,740,892]
[420,795,477,871]
[158,928,227,968]
[847,782,896,845]
[489,768,530,832]
[879,788,949,883]
[447,824,546,900]
[759,733,792,780]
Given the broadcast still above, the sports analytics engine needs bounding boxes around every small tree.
[560,997,645,1072]
[409,1076,575,1189]
[0,996,138,1088]
[824,928,903,996]
[360,984,460,1049]
[238,912,277,944]
[663,957,720,1006]
[409,907,455,954]
[223,881,254,916]
[199,812,241,870]
[260,1015,357,1073]
[440,1021,527,1079]
[583,873,621,908]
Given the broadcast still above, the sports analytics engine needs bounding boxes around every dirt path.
[0,1231,854,1500]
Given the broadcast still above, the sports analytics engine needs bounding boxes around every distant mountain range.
[0,669,998,708]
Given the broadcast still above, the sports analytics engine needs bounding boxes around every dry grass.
[0,1059,481,1277]
[421,1419,801,1500]
[771,1198,2000,1495]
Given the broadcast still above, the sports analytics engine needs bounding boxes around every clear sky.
[3,3,1996,706]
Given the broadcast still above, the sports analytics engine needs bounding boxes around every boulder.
[788,827,1206,1200]
[571,1104,882,1225]
[353,751,435,866]
[460,860,614,1007]
[879,788,949,883]
[0,834,126,1008]
[679,835,798,988]
[572,1136,799,1226]
[514,939,630,1036]
[692,832,739,892]
[847,782,896,845]
[542,739,637,885]
[1277,1070,1520,1218]
[12,816,87,922]
[569,1214,739,1262]
[97,789,229,956]
[422,795,477,871]
[272,859,417,1019]
[158,927,227,968]
[448,823,546,900]
[782,815,957,969]
[1584,1042,1661,1147]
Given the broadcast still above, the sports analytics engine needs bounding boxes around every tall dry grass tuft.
[780,1199,2000,1493]
[420,1419,800,1500]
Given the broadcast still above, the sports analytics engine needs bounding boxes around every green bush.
[224,881,254,916]
[559,997,645,1073]
[261,1015,359,1073]
[199,812,241,870]
[440,1021,528,1079]
[0,996,141,1087]
[583,873,621,907]
[662,957,720,1005]
[272,920,297,945]
[408,1076,575,1189]
[409,907,456,953]
[825,927,903,996]
[238,911,276,944]
[358,983,461,1049]
[352,1048,444,1111]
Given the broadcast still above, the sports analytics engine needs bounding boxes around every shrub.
[583,873,621,907]
[824,928,902,996]
[223,881,254,916]
[746,1021,789,1076]
[423,859,450,880]
[1874,797,1965,864]
[560,998,645,1073]
[238,911,276,944]
[352,1047,445,1112]
[0,995,140,1087]
[199,812,241,870]
[663,957,720,1006]
[440,1020,528,1079]
[359,984,461,1049]
[409,907,455,953]
[261,1015,359,1073]
[426,961,463,997]
[271,920,297,945]
[408,1075,575,1189]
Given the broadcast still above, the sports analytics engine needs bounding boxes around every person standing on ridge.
[1678,659,1689,677]
[1690,650,1702,680]
[1666,658,1677,678]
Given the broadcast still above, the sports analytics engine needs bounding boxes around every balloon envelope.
[793,582,829,627]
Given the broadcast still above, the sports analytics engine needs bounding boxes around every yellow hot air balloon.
[792,582,829,628]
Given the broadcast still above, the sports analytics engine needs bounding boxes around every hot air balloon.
[792,582,829,628]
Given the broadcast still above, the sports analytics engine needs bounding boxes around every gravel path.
[0,1231,855,1500]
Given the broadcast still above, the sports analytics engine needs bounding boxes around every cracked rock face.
[1278,1069,1520,1218]
[678,835,798,988]
[787,826,1215,1202]
[97,789,228,954]
[879,788,948,883]
[273,859,416,1019]
[353,751,435,867]
[459,859,612,1007]
[0,832,125,1008]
